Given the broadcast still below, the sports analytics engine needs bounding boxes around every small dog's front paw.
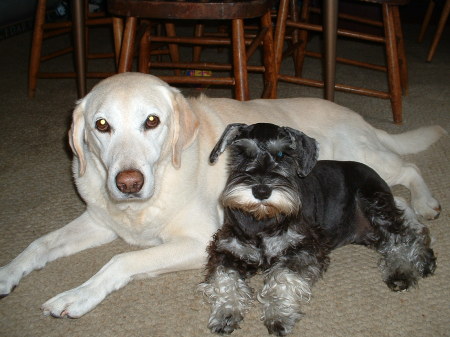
[264,319,293,336]
[422,261,437,278]
[208,314,243,335]
[41,286,102,318]
[418,248,437,278]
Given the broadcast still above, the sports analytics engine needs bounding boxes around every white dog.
[0,73,445,318]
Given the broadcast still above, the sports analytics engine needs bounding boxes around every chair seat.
[108,0,275,19]
[108,0,277,100]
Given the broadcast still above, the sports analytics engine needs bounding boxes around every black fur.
[200,123,436,336]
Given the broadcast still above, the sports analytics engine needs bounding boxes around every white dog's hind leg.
[384,162,441,220]
[372,126,446,219]
[41,236,206,318]
[401,163,441,220]
[363,149,440,220]
[0,211,117,297]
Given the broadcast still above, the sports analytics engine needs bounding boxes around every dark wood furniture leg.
[261,11,277,99]
[118,17,138,72]
[382,4,402,124]
[28,0,46,98]
[427,0,450,62]
[323,0,338,101]
[72,0,87,98]
[232,18,249,101]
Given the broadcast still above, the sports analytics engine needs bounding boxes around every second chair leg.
[393,6,408,95]
[418,0,435,42]
[231,18,249,101]
[113,17,124,67]
[294,0,311,77]
[165,23,181,75]
[427,0,450,62]
[383,4,403,124]
[28,0,47,98]
[261,11,277,99]
[139,22,151,73]
[118,17,138,72]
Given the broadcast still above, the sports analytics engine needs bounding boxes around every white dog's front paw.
[0,266,19,297]
[412,197,441,220]
[41,286,104,318]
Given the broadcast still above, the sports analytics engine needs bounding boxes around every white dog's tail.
[375,125,447,155]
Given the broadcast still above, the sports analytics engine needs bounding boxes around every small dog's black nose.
[252,184,272,200]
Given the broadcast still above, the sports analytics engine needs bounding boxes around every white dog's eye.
[145,115,160,129]
[95,118,111,133]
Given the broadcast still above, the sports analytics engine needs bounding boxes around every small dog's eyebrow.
[267,139,290,153]
[234,138,258,150]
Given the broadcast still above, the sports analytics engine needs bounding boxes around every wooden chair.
[28,0,117,97]
[108,0,277,100]
[418,0,450,62]
[273,0,409,124]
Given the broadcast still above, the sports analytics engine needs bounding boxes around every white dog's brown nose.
[116,170,144,194]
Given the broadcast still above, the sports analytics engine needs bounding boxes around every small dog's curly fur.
[199,123,436,336]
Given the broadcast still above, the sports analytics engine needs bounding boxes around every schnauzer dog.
[198,123,436,336]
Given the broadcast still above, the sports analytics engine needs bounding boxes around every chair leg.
[231,18,249,101]
[261,11,277,99]
[383,4,402,124]
[118,16,138,72]
[393,6,408,95]
[139,22,151,73]
[288,0,300,76]
[165,23,181,75]
[113,17,124,67]
[323,0,338,101]
[28,0,46,98]
[193,24,204,62]
[294,0,311,77]
[274,0,290,76]
[427,0,450,62]
[72,0,87,98]
[418,0,435,43]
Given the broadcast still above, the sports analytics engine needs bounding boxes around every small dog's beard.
[221,184,300,220]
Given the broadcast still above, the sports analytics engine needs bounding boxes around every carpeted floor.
[0,17,448,337]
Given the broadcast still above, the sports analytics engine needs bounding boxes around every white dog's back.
[190,95,446,161]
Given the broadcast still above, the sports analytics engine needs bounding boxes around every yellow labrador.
[0,73,445,318]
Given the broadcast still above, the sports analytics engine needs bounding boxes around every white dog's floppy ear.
[171,91,200,169]
[283,126,319,177]
[68,100,87,175]
[209,123,247,164]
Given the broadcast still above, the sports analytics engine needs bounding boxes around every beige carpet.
[0,20,448,337]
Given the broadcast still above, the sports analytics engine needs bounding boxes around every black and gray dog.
[199,123,436,336]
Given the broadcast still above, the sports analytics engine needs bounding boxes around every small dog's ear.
[283,126,319,177]
[209,123,247,164]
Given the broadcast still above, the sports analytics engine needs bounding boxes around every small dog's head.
[210,123,319,220]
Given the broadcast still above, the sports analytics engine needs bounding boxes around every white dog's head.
[69,73,199,201]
